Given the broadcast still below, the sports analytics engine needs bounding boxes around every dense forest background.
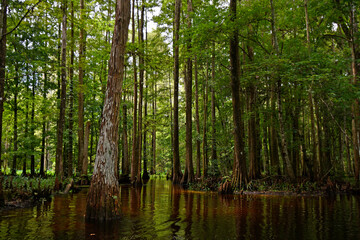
[0,0,359,188]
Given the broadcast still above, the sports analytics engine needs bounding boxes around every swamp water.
[0,179,359,239]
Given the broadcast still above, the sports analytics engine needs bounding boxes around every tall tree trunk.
[131,0,139,184]
[268,1,280,177]
[211,44,218,175]
[55,0,67,181]
[230,0,248,188]
[333,0,360,182]
[305,0,317,180]
[277,81,295,180]
[0,0,7,174]
[145,8,151,178]
[23,62,30,176]
[78,0,86,175]
[40,70,47,177]
[63,120,68,178]
[309,92,318,179]
[314,98,323,176]
[67,0,75,177]
[172,0,182,184]
[181,0,194,185]
[349,4,360,183]
[339,123,345,173]
[122,97,129,176]
[195,56,201,178]
[99,0,112,97]
[45,122,50,171]
[143,65,149,180]
[151,82,156,175]
[86,0,130,221]
[82,121,90,178]
[202,63,209,179]
[137,0,145,183]
[322,110,331,174]
[169,74,173,178]
[90,93,95,172]
[263,117,270,174]
[248,81,259,179]
[345,114,352,174]
[270,0,295,181]
[300,123,313,179]
[11,66,19,176]
[292,87,301,177]
[30,71,36,177]
[269,83,280,175]
[247,41,260,180]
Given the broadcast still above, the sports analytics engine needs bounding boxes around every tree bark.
[122,99,130,176]
[334,0,360,182]
[277,82,296,180]
[349,4,360,183]
[292,87,301,177]
[40,70,47,177]
[82,121,90,178]
[172,0,182,184]
[143,54,149,180]
[229,0,248,188]
[86,0,130,221]
[0,0,7,174]
[263,116,270,174]
[181,0,194,185]
[30,71,36,177]
[202,63,209,179]
[55,0,67,181]
[308,91,319,178]
[305,0,316,180]
[269,1,280,177]
[23,62,29,176]
[67,0,75,177]
[269,83,280,175]
[246,40,260,180]
[248,81,259,179]
[211,44,218,175]
[195,56,201,178]
[270,0,295,181]
[169,74,173,178]
[138,0,145,182]
[11,66,19,176]
[345,114,352,174]
[151,82,156,175]
[78,0,85,175]
[131,0,140,184]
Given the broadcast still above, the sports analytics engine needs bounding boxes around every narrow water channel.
[1,179,359,239]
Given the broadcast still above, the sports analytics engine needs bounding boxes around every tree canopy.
[0,0,359,190]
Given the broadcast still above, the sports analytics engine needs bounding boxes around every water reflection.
[0,179,360,240]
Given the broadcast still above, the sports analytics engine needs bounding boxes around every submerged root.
[218,180,233,194]
[86,181,121,221]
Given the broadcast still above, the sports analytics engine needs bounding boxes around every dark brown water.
[1,179,360,240]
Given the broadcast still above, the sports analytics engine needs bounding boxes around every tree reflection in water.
[0,179,360,239]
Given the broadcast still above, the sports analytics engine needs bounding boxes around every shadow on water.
[1,178,360,240]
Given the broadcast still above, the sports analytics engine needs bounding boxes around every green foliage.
[2,0,359,188]
[1,176,55,202]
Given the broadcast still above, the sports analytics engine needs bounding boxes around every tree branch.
[0,0,42,41]
[322,34,348,40]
